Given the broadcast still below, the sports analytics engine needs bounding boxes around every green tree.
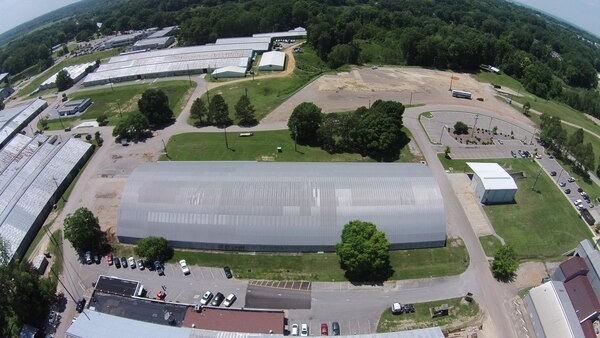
[112,112,149,141]
[444,146,451,158]
[190,97,208,125]
[208,94,232,127]
[134,236,173,263]
[491,245,519,281]
[568,128,585,151]
[64,207,106,253]
[522,101,531,116]
[235,95,257,126]
[96,113,108,126]
[39,116,49,129]
[288,102,323,145]
[55,69,73,91]
[137,89,173,126]
[453,121,469,135]
[336,220,392,281]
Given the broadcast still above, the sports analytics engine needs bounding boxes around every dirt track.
[262,67,534,129]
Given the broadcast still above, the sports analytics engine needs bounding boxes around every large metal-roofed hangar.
[117,162,446,252]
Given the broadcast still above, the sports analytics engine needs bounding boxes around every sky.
[511,0,600,38]
[0,0,80,34]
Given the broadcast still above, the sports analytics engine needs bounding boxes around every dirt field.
[262,67,534,129]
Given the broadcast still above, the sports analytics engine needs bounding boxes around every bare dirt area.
[262,67,534,128]
[512,262,547,291]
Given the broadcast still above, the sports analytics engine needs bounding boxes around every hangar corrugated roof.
[118,162,446,251]
[466,162,518,190]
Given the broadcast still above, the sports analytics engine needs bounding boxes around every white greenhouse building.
[212,66,247,78]
[258,51,286,71]
[467,162,518,204]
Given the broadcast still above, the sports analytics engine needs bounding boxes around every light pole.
[488,116,493,130]
[439,124,447,144]
[409,92,413,106]
[224,126,229,149]
[472,114,479,136]
[556,168,564,183]
[449,74,454,91]
[531,167,543,191]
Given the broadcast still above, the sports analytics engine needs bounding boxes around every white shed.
[467,162,518,204]
[258,51,286,71]
[211,66,247,78]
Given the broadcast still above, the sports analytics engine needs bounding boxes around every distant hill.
[0,0,113,47]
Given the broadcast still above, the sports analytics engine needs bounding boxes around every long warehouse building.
[0,135,92,261]
[82,43,269,86]
[118,162,446,252]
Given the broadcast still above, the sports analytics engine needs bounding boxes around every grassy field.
[377,297,480,333]
[479,235,503,257]
[438,154,591,259]
[190,46,326,126]
[48,230,64,276]
[160,129,420,163]
[17,49,121,97]
[167,238,468,281]
[42,81,195,130]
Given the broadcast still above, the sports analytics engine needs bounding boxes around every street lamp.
[439,124,447,144]
[472,114,479,136]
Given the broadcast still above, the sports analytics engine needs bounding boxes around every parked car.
[114,256,121,268]
[498,139,504,145]
[331,322,340,336]
[392,303,403,314]
[137,259,145,270]
[548,155,554,159]
[106,253,113,265]
[321,323,328,336]
[300,324,309,337]
[568,177,576,182]
[403,304,415,313]
[76,298,86,313]
[94,254,100,264]
[291,323,299,336]
[211,292,224,306]
[578,187,584,193]
[565,188,571,194]
[550,171,557,176]
[128,257,136,269]
[179,259,190,275]
[535,154,542,159]
[154,261,164,275]
[223,293,236,307]
[48,310,59,326]
[121,256,127,268]
[200,291,213,305]
[84,251,92,265]
[224,266,233,279]
[559,182,566,187]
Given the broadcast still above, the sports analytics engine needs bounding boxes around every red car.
[106,253,113,265]
[321,323,328,336]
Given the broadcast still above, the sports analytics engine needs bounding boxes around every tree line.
[190,93,257,128]
[3,0,600,125]
[539,113,596,179]
[288,100,408,161]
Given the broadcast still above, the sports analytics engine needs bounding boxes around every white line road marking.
[209,268,215,279]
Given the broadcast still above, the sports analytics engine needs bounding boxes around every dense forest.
[2,0,600,115]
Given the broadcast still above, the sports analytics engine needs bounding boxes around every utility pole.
[488,116,493,130]
[187,64,191,86]
[440,125,446,144]
[294,126,298,152]
[224,126,229,149]
[449,74,454,91]
[531,167,543,191]
[409,92,413,106]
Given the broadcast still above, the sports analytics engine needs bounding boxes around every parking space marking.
[209,268,215,279]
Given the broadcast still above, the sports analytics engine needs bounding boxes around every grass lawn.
[17,49,121,97]
[48,230,63,276]
[161,129,420,163]
[41,80,195,130]
[479,235,503,257]
[438,154,591,259]
[190,45,325,126]
[377,297,480,333]
[167,238,468,281]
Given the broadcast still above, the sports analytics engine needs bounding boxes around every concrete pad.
[74,121,99,129]
[448,173,495,236]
